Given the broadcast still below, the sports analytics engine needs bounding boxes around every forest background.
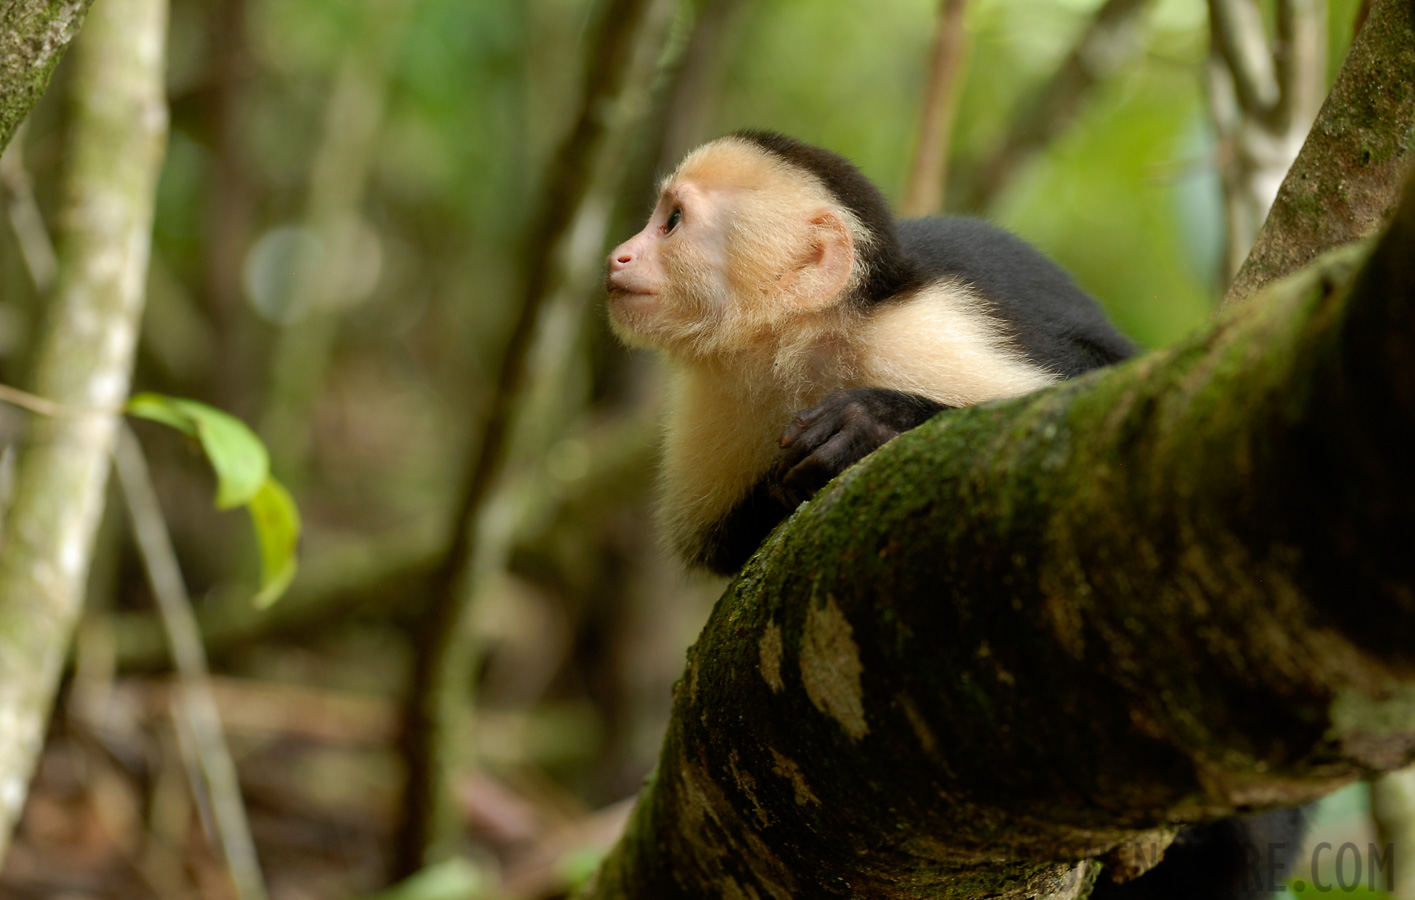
[0,0,1406,898]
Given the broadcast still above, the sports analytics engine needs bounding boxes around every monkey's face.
[606,137,860,362]
[605,179,734,356]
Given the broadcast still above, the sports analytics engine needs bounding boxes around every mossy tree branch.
[1223,0,1415,307]
[0,0,94,154]
[0,0,167,865]
[578,172,1415,898]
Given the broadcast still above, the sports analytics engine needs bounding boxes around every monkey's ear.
[788,211,855,310]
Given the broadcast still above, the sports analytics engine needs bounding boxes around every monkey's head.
[606,132,917,362]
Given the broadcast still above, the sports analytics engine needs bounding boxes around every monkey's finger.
[777,411,849,473]
[777,429,879,506]
[779,398,839,448]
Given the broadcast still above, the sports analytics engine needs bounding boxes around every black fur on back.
[731,130,922,306]
[731,131,1135,377]
[901,217,1136,376]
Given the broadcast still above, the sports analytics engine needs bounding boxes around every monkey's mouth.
[605,285,658,312]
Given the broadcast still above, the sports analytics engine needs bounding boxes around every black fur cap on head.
[731,129,921,304]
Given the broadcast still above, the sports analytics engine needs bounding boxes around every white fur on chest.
[655,279,1056,559]
[656,367,808,559]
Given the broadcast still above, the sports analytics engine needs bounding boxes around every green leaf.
[249,477,301,608]
[127,393,269,509]
[127,392,300,606]
[125,392,195,433]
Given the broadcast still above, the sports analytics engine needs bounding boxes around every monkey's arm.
[690,389,946,573]
[772,388,950,509]
[691,479,794,575]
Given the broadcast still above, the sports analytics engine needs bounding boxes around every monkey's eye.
[663,207,683,234]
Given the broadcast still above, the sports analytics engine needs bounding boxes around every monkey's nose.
[609,250,634,271]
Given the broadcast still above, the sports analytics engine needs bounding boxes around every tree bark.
[1205,0,1327,286]
[1222,0,1415,308]
[0,0,94,154]
[578,172,1415,897]
[0,0,167,865]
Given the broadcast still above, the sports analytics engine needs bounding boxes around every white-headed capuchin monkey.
[605,133,1304,900]
[606,129,1134,575]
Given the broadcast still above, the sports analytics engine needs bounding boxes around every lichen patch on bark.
[759,620,784,693]
[675,759,713,833]
[799,594,869,741]
[769,746,822,807]
[720,877,761,900]
[686,654,700,706]
[1330,684,1415,741]
[1037,862,1099,900]
[729,750,772,827]
[896,691,939,756]
[669,739,800,900]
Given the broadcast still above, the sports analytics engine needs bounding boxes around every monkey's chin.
[608,288,659,324]
[606,292,663,347]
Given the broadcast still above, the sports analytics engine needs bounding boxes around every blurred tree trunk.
[1205,0,1327,287]
[578,168,1415,900]
[201,0,262,419]
[0,0,167,866]
[1371,768,1415,899]
[0,0,94,154]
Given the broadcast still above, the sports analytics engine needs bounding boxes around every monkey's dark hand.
[772,388,949,509]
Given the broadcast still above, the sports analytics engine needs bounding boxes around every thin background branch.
[1207,0,1281,124]
[956,0,1153,213]
[0,124,57,292]
[113,427,268,900]
[396,0,683,875]
[901,0,969,217]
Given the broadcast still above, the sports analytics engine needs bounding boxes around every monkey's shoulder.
[896,216,1136,376]
[858,285,1060,407]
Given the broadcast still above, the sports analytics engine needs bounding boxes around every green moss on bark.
[1225,0,1415,306]
[0,0,94,153]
